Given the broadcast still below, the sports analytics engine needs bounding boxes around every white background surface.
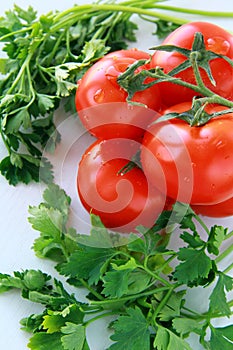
[0,1,233,349]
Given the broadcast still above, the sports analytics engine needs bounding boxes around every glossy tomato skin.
[77,138,166,232]
[75,49,162,141]
[192,196,233,218]
[104,48,151,60]
[151,22,233,106]
[141,102,233,205]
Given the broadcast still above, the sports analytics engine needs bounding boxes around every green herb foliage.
[0,3,138,185]
[1,184,232,349]
[1,1,233,184]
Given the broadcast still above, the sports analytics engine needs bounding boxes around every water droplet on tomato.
[105,58,135,82]
[127,104,134,110]
[215,140,225,149]
[184,176,190,183]
[105,65,119,81]
[206,36,230,55]
[105,64,126,87]
[94,88,105,103]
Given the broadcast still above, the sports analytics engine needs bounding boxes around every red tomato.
[104,48,152,60]
[77,138,166,232]
[75,49,162,141]
[141,102,233,205]
[151,22,233,106]
[192,197,233,218]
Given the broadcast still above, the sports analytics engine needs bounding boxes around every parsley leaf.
[209,272,233,316]
[109,307,151,350]
[58,246,116,285]
[172,317,203,337]
[173,248,213,286]
[0,3,141,185]
[103,269,131,298]
[76,214,123,249]
[28,333,63,350]
[42,305,84,334]
[153,326,192,350]
[207,226,228,255]
[1,183,233,350]
[61,323,88,350]
[209,325,233,350]
[42,183,71,219]
[28,183,77,262]
[153,291,186,322]
[154,19,180,39]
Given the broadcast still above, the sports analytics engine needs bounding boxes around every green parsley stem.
[215,243,233,264]
[109,250,173,287]
[52,3,189,32]
[52,0,233,36]
[142,264,171,287]
[79,305,102,314]
[79,278,105,301]
[152,286,175,322]
[150,4,233,18]
[6,55,32,95]
[153,254,177,274]
[181,305,202,317]
[90,285,171,307]
[198,304,233,320]
[84,311,118,327]
[0,27,30,41]
[42,30,67,68]
[223,261,233,274]
[193,214,210,236]
[225,230,233,240]
[0,128,11,154]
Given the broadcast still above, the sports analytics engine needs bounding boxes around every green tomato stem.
[190,53,233,108]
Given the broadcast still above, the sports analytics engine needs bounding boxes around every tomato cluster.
[75,22,233,232]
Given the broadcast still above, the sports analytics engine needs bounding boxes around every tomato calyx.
[117,58,152,105]
[156,98,233,126]
[152,32,218,84]
[117,32,233,111]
